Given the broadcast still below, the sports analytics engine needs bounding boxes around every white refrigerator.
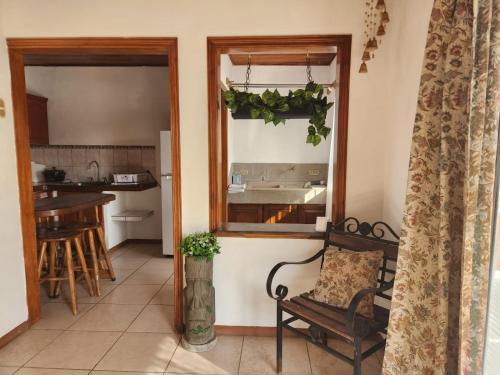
[160,131,174,256]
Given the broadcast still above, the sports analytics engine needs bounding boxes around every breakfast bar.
[35,193,117,313]
[34,192,116,219]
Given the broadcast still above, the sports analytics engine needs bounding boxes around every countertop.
[227,185,327,205]
[33,181,158,193]
[35,193,115,218]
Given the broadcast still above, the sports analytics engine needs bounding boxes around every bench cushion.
[312,248,384,318]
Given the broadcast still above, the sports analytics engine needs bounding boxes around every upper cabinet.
[27,94,49,145]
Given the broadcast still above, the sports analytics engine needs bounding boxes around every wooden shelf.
[112,210,153,222]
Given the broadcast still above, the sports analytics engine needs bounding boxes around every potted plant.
[222,82,334,146]
[179,232,221,352]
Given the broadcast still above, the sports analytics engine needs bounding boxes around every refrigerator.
[160,131,173,256]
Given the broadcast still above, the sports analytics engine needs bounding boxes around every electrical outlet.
[240,169,249,175]
[308,169,320,176]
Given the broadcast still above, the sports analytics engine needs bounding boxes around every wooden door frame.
[207,35,351,233]
[7,37,184,332]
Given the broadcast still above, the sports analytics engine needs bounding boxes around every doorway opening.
[7,38,183,332]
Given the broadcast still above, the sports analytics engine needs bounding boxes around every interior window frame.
[207,35,351,239]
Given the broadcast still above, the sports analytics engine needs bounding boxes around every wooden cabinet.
[228,203,326,224]
[27,94,49,144]
[298,204,327,224]
[263,204,298,224]
[228,203,263,223]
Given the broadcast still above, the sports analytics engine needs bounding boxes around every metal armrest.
[266,248,325,301]
[345,279,394,333]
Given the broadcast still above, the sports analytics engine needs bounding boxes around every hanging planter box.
[230,105,311,120]
[222,82,334,146]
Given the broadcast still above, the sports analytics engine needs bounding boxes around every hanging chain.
[306,53,313,83]
[244,55,252,92]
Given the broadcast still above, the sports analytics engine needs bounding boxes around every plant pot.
[182,256,216,351]
[231,105,312,120]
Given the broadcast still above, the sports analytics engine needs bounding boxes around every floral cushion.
[312,247,384,319]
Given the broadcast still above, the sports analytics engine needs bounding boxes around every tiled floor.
[0,243,384,374]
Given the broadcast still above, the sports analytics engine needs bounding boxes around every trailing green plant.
[222,82,334,146]
[179,232,221,260]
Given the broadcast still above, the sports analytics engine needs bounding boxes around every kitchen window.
[207,35,351,238]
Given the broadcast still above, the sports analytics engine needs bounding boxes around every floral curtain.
[382,0,499,374]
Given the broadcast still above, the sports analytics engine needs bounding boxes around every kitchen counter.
[227,185,327,205]
[33,181,158,193]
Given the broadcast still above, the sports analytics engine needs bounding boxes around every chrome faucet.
[87,160,100,182]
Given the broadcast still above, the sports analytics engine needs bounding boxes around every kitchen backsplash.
[31,144,155,182]
[230,163,329,183]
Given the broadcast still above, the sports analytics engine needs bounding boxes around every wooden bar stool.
[37,229,94,315]
[64,222,116,296]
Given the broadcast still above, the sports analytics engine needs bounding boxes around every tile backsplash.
[230,163,329,184]
[31,144,155,182]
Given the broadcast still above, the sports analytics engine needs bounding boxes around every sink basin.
[246,182,311,191]
[247,183,283,189]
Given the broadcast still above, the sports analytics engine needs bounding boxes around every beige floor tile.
[32,303,93,330]
[0,330,61,367]
[140,257,173,271]
[123,268,171,285]
[15,369,89,375]
[166,335,242,374]
[239,336,311,375]
[26,331,120,370]
[166,276,174,286]
[42,280,117,304]
[307,339,382,375]
[127,305,175,333]
[149,285,175,305]
[0,367,17,375]
[110,256,149,270]
[69,304,143,331]
[95,332,179,373]
[89,371,162,375]
[99,285,161,305]
[102,267,137,284]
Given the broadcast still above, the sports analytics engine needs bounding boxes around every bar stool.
[37,229,94,315]
[63,222,116,296]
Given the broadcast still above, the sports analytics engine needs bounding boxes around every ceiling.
[228,53,336,66]
[24,54,168,66]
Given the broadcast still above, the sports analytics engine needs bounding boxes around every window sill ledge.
[214,223,325,240]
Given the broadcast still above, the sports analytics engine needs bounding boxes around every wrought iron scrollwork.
[333,217,399,240]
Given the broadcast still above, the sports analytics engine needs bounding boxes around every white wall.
[0,0,433,332]
[225,63,335,164]
[0,31,29,337]
[381,1,433,232]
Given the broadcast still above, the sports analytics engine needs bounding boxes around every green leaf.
[250,108,261,119]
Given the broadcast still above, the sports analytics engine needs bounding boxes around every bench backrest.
[322,217,400,302]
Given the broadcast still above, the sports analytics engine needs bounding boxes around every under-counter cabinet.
[263,204,299,224]
[228,203,326,224]
[298,204,327,224]
[228,203,263,223]
[27,93,49,145]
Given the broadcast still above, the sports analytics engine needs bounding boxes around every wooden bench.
[266,217,399,375]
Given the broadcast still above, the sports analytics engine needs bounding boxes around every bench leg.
[277,303,283,374]
[353,336,362,375]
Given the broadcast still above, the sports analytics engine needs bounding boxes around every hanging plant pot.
[222,82,334,146]
[231,105,312,120]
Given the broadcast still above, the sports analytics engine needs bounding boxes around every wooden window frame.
[7,38,183,332]
[207,35,351,238]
